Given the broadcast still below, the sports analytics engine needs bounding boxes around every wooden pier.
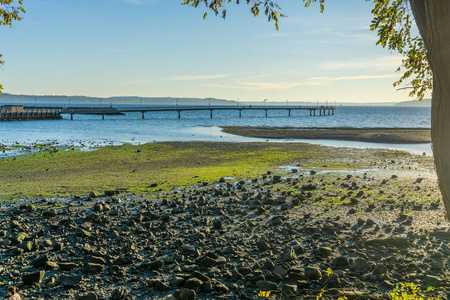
[61,105,335,120]
[0,106,62,121]
[61,107,124,120]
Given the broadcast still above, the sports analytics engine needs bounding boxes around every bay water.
[0,105,431,155]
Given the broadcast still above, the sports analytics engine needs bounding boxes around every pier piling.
[53,105,336,121]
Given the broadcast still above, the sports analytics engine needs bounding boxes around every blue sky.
[0,0,421,103]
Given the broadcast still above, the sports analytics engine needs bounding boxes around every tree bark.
[410,0,450,220]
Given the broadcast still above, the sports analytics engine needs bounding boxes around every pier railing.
[60,105,335,119]
[120,105,335,118]
[1,105,335,120]
[0,107,62,121]
[117,105,334,111]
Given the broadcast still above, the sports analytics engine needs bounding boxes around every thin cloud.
[210,81,302,91]
[167,74,230,81]
[320,56,403,71]
[292,29,377,46]
[241,74,273,80]
[307,74,399,82]
[129,79,158,84]
[130,74,230,84]
[239,81,302,90]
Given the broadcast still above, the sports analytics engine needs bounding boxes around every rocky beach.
[0,142,448,299]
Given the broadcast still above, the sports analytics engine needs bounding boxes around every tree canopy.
[182,0,432,100]
[0,0,25,93]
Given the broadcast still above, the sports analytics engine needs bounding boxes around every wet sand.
[222,127,431,144]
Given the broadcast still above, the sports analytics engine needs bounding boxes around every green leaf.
[25,241,33,251]
[82,229,92,237]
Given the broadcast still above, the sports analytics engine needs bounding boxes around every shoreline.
[221,126,431,144]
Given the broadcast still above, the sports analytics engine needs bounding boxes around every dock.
[0,105,62,121]
[61,107,124,120]
[61,105,335,120]
[1,104,335,121]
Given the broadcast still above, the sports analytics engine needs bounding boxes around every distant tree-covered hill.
[0,93,235,106]
[395,99,431,107]
[1,93,431,107]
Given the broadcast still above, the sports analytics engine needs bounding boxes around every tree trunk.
[410,0,450,220]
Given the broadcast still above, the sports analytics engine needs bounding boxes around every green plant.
[390,282,442,300]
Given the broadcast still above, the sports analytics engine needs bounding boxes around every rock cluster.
[0,169,448,299]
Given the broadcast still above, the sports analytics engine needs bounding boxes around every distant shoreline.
[221,126,431,144]
[0,92,431,107]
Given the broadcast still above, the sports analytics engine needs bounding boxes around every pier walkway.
[61,105,335,120]
[0,106,62,121]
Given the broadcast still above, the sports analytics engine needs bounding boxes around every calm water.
[0,105,431,155]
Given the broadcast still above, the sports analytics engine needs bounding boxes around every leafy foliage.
[182,0,324,31]
[0,0,25,93]
[1,0,24,26]
[182,0,432,100]
[370,0,431,100]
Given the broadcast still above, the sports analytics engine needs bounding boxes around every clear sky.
[0,0,423,103]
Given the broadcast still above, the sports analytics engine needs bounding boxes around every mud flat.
[1,141,433,199]
[222,127,432,144]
